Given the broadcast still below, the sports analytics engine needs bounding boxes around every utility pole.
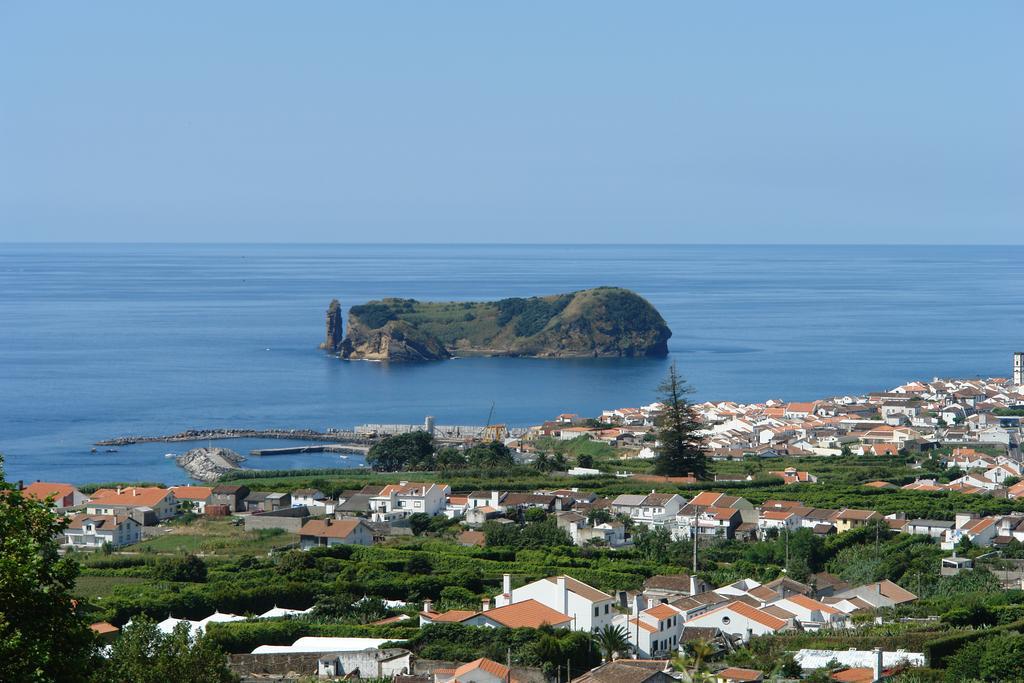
[692,505,700,574]
[784,526,790,574]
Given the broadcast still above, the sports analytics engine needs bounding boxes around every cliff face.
[320,299,344,353]
[326,287,671,361]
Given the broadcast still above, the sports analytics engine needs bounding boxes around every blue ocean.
[2,243,1022,485]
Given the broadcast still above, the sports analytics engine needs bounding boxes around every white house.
[20,482,88,511]
[942,516,997,550]
[492,574,615,633]
[684,601,789,639]
[614,602,685,658]
[768,594,849,631]
[291,489,327,508]
[370,482,450,521]
[983,463,1021,485]
[299,518,374,549]
[63,514,141,549]
[434,658,512,683]
[87,487,178,523]
[757,510,802,537]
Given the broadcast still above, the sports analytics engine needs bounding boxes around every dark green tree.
[533,452,554,472]
[153,554,207,583]
[632,525,673,563]
[407,512,432,536]
[95,616,236,683]
[435,446,467,470]
[577,454,595,469]
[0,454,97,683]
[366,432,435,471]
[482,520,521,547]
[651,363,707,478]
[466,441,514,469]
[405,555,433,575]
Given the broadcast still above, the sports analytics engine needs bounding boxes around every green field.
[74,575,153,600]
[132,519,296,556]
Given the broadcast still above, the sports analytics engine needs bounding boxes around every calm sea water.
[2,243,1022,485]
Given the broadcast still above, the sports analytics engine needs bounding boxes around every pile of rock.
[176,447,246,482]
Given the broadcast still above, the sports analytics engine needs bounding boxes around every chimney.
[689,575,698,596]
[423,599,433,614]
[503,573,512,597]
[116,486,123,495]
[490,491,500,507]
[872,647,883,682]
[556,576,568,615]
[631,593,646,616]
[325,518,331,526]
[482,597,491,612]
[743,627,752,644]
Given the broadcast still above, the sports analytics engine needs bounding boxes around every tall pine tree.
[652,363,708,478]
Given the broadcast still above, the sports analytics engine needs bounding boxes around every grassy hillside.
[342,287,671,359]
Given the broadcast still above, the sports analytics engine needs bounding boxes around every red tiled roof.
[21,482,78,503]
[451,658,510,682]
[699,601,787,630]
[300,518,366,539]
[481,599,572,628]
[90,487,172,508]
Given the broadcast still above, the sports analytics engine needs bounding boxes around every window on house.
[604,604,609,614]
[594,607,599,617]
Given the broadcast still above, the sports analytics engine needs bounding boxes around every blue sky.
[1,3,1020,243]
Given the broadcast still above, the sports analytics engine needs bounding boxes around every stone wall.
[244,507,310,533]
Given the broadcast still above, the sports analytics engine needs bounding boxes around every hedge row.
[923,618,1024,668]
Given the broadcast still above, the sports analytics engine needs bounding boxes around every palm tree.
[687,639,716,673]
[670,640,717,683]
[533,452,553,472]
[591,624,631,662]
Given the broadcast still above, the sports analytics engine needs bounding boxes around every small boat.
[164,452,177,458]
[105,448,119,453]
[90,448,97,453]
[339,454,349,460]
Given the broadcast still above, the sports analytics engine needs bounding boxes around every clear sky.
[1,3,1020,243]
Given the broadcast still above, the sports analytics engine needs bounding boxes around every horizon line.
[3,241,1024,248]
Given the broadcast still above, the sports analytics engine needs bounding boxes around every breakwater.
[96,428,373,447]
[250,444,370,456]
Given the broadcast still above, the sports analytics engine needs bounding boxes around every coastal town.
[8,355,1024,682]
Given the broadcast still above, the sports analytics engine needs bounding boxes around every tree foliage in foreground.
[95,615,236,683]
[652,363,708,478]
[0,454,96,683]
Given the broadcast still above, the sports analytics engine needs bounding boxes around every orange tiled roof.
[90,487,172,508]
[300,518,365,539]
[644,603,680,619]
[717,667,763,682]
[422,609,479,622]
[20,482,78,503]
[170,486,213,500]
[452,658,510,681]
[701,601,787,630]
[481,599,572,628]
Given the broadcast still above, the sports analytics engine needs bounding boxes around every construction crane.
[481,401,507,442]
